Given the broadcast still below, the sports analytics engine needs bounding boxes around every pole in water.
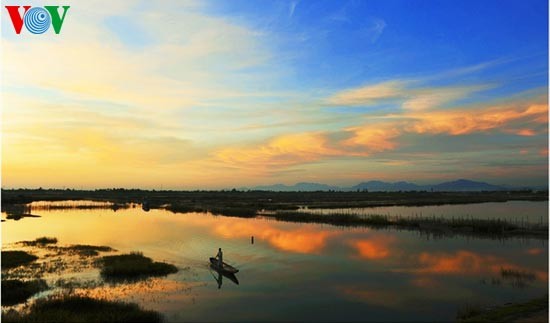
[251,236,254,244]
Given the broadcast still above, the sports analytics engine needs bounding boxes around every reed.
[1,279,48,305]
[458,296,548,322]
[2,251,39,269]
[1,295,163,323]
[21,237,58,246]
[100,252,178,281]
[270,210,548,239]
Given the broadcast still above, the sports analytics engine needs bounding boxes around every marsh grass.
[1,279,48,306]
[271,211,365,225]
[18,237,115,257]
[100,252,178,281]
[21,237,58,246]
[166,203,258,218]
[209,206,257,217]
[500,267,537,289]
[64,245,115,257]
[3,240,118,282]
[166,204,205,214]
[457,303,486,321]
[2,204,40,221]
[458,296,548,322]
[500,268,536,280]
[270,211,548,239]
[1,295,163,323]
[5,213,41,221]
[2,251,38,269]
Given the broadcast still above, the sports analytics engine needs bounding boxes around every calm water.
[301,201,549,224]
[2,201,548,322]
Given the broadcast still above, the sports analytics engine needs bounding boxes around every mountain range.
[246,179,546,192]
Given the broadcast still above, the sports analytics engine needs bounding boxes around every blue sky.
[1,0,548,188]
[207,0,548,90]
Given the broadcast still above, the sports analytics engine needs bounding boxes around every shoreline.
[3,189,548,240]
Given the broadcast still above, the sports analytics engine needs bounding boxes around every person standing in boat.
[216,248,223,268]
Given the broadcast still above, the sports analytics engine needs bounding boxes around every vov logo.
[5,5,70,34]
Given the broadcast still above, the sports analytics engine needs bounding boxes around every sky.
[1,0,548,189]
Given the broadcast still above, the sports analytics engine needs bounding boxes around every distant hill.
[248,179,532,192]
[350,181,421,192]
[428,179,505,192]
[251,182,341,192]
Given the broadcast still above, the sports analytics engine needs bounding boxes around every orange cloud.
[213,127,400,171]
[334,100,548,163]
[514,129,536,136]
[213,97,548,172]
[215,132,342,169]
[349,236,396,260]
[405,103,547,136]
[342,125,401,153]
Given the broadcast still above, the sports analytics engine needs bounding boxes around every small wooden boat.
[209,257,239,274]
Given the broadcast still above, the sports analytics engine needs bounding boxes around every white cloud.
[289,1,298,18]
[326,80,409,106]
[361,18,386,43]
[402,85,494,111]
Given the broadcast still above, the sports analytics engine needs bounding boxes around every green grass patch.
[1,279,48,306]
[459,296,548,322]
[1,295,163,322]
[100,252,178,280]
[457,303,486,321]
[2,251,38,269]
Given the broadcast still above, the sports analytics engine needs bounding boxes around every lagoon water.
[2,201,548,321]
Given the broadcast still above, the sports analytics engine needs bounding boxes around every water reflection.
[526,248,544,255]
[417,250,491,274]
[1,202,547,322]
[211,220,340,254]
[73,278,203,306]
[413,250,547,281]
[349,236,396,260]
[210,270,239,289]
